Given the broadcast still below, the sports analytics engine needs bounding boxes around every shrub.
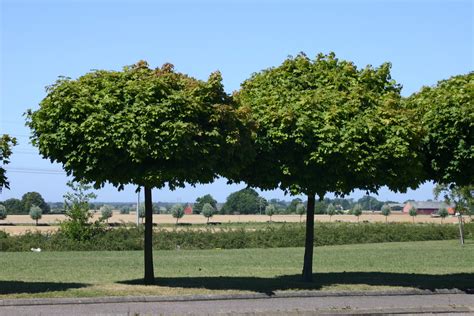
[0,222,472,252]
[29,205,42,225]
[60,181,103,241]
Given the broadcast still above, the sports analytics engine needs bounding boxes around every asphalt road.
[1,294,473,315]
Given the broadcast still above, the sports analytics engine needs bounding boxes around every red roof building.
[184,204,193,215]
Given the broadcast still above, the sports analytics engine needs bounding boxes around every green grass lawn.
[1,240,473,299]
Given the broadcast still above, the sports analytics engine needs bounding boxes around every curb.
[0,288,471,307]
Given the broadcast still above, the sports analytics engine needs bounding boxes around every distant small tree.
[326,204,336,222]
[171,204,184,224]
[100,205,113,223]
[119,206,130,214]
[265,204,276,222]
[381,204,391,223]
[438,208,449,223]
[0,205,7,220]
[29,205,42,226]
[138,204,145,223]
[352,204,362,222]
[409,207,417,223]
[202,203,215,224]
[296,203,306,222]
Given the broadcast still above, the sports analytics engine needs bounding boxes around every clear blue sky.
[1,0,472,203]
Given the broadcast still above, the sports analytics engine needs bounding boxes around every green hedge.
[0,222,472,251]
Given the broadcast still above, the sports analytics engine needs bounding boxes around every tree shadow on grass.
[119,272,474,295]
[0,281,88,295]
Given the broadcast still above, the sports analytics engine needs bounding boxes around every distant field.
[0,240,472,298]
[1,213,468,235]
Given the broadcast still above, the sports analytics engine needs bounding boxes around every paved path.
[1,294,473,315]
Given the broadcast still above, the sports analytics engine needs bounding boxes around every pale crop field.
[0,213,468,235]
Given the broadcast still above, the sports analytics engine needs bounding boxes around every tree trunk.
[144,186,155,284]
[302,193,316,282]
[458,214,465,246]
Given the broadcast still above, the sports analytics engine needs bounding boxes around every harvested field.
[0,213,469,235]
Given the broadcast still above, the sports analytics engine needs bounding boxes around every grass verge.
[0,240,472,299]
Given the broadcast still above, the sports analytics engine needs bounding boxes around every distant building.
[403,201,454,215]
[184,204,193,215]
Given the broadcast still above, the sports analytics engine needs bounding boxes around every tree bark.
[144,186,155,284]
[302,193,315,282]
[458,213,465,245]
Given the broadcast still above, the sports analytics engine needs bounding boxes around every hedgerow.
[0,222,471,251]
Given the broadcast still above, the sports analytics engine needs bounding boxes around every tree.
[27,61,251,284]
[201,203,215,223]
[61,181,102,241]
[0,205,7,220]
[433,183,473,244]
[171,204,184,224]
[296,203,306,222]
[381,204,391,223]
[138,204,145,223]
[287,198,303,214]
[409,207,417,223]
[357,195,384,211]
[193,194,217,214]
[21,192,50,214]
[100,205,113,223]
[2,198,23,214]
[352,204,363,222]
[438,208,449,223]
[434,184,473,216]
[265,204,275,221]
[0,134,17,192]
[119,205,131,214]
[220,188,264,214]
[326,204,336,221]
[407,73,473,187]
[29,205,42,226]
[234,53,423,281]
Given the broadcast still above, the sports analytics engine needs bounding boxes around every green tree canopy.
[201,203,215,223]
[193,194,217,214]
[26,61,252,284]
[29,205,42,225]
[2,198,23,214]
[21,192,50,214]
[27,61,251,190]
[287,198,303,213]
[233,52,423,281]
[220,187,265,214]
[407,72,473,186]
[0,134,17,191]
[171,204,185,223]
[0,204,6,220]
